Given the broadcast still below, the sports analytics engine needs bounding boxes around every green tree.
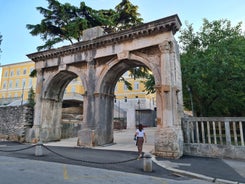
[27,0,143,51]
[26,0,111,51]
[114,0,143,31]
[179,19,245,116]
[27,87,35,108]
[27,0,145,92]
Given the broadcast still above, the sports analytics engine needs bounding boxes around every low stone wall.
[184,143,245,160]
[0,106,33,142]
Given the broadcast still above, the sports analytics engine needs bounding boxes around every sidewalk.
[46,127,245,183]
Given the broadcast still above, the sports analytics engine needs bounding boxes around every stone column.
[39,99,62,142]
[93,93,114,145]
[154,40,183,159]
[77,60,96,146]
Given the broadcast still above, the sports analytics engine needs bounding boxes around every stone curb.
[151,156,244,184]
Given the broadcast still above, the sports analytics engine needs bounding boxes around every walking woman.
[134,124,147,158]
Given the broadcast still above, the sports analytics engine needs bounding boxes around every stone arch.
[66,65,88,93]
[36,70,78,142]
[43,71,78,101]
[96,52,161,94]
[27,15,184,158]
[93,51,161,145]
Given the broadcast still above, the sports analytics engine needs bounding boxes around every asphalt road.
[0,141,213,184]
[0,156,212,184]
[0,140,244,183]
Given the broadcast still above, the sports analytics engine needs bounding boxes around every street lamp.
[21,81,25,106]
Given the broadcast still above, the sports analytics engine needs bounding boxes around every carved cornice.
[27,14,181,62]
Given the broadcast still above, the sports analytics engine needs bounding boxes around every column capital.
[158,41,171,53]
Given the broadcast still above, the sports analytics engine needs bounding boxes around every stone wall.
[0,105,33,142]
[184,143,245,160]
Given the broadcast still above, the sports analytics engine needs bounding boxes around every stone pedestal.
[77,129,95,147]
[154,127,183,159]
[35,141,43,156]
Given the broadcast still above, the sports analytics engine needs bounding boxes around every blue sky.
[0,0,244,65]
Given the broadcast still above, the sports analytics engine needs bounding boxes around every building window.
[10,70,14,76]
[23,68,27,75]
[71,86,76,93]
[14,93,18,98]
[16,69,20,76]
[4,71,8,77]
[9,80,13,89]
[124,84,128,91]
[134,81,139,90]
[3,81,7,89]
[15,79,19,88]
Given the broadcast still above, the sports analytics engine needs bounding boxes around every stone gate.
[27,14,184,158]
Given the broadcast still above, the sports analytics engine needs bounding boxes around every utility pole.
[21,81,25,106]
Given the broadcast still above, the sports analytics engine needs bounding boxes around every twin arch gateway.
[27,14,184,159]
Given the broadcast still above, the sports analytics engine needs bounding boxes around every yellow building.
[0,61,155,109]
[115,71,156,109]
[0,61,36,105]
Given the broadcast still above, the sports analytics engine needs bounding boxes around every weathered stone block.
[77,129,95,147]
[83,26,104,41]
[154,127,183,159]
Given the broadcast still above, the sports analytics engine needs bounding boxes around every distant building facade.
[0,61,36,105]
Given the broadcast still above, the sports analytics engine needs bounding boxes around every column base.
[154,126,183,159]
[77,129,95,147]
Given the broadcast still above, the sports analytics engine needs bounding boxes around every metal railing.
[182,117,245,146]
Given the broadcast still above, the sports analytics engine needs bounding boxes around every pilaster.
[154,40,183,159]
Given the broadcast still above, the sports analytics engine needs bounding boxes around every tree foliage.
[27,0,143,51]
[114,0,143,31]
[179,19,245,116]
[27,87,35,108]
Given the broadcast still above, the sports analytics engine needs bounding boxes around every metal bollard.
[143,153,152,172]
[35,141,43,156]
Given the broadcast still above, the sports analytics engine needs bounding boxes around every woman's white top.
[136,129,145,138]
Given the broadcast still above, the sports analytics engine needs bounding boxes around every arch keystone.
[117,51,129,60]
[58,64,67,71]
